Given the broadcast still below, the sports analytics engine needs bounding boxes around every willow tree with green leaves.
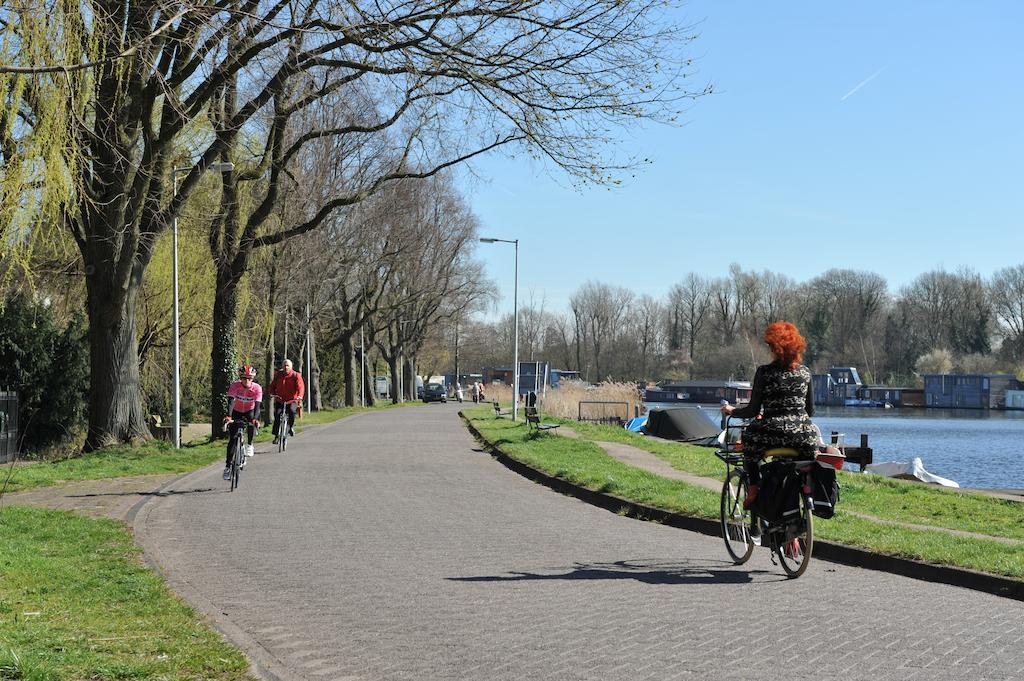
[6,0,706,450]
[0,1,92,289]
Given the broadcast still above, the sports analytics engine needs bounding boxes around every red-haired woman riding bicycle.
[720,321,818,509]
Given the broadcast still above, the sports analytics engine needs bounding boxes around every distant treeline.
[454,264,1024,386]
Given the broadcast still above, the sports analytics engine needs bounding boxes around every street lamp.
[171,162,234,448]
[479,237,519,421]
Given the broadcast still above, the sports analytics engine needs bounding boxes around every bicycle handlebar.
[223,416,260,431]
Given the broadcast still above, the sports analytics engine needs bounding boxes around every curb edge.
[460,411,1024,603]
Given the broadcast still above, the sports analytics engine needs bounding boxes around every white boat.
[864,457,959,488]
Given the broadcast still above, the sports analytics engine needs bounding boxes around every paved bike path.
[136,404,1024,680]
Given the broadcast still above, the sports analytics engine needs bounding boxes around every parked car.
[422,383,447,403]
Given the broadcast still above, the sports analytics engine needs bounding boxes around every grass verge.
[1,403,417,495]
[542,413,1024,542]
[0,506,252,680]
[465,408,1024,580]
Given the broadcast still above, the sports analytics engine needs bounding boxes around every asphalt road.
[135,404,1024,681]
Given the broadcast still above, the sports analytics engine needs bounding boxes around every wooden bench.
[492,400,509,418]
[148,414,180,443]
[525,406,560,432]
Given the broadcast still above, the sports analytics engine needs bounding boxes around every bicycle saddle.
[765,447,803,458]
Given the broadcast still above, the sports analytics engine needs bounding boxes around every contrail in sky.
[840,65,888,101]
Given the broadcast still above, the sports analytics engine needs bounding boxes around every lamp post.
[480,237,519,421]
[171,162,234,448]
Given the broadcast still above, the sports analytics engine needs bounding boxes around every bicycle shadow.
[448,558,776,585]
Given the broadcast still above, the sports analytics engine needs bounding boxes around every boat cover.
[864,457,959,488]
[624,416,647,432]
[644,407,720,445]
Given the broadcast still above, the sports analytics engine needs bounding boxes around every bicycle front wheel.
[720,470,754,564]
[776,494,813,578]
[230,441,242,492]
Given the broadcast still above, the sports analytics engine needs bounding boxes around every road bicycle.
[223,417,257,491]
[273,397,299,453]
[715,416,816,578]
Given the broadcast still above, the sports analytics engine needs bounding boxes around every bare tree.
[710,277,739,345]
[667,273,713,377]
[570,281,633,381]
[991,265,1024,363]
[628,294,664,380]
[900,268,990,362]
[5,0,706,448]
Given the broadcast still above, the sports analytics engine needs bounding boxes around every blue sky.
[468,1,1023,318]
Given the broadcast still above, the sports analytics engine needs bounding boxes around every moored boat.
[864,457,959,487]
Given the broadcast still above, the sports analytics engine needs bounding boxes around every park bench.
[492,400,509,418]
[525,406,560,432]
[148,414,180,443]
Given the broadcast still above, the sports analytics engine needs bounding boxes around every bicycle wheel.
[720,470,754,564]
[230,439,242,492]
[776,494,813,578]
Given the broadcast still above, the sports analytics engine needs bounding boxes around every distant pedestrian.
[476,381,485,402]
[455,382,464,403]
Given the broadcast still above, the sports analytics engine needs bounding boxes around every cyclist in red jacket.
[270,358,305,444]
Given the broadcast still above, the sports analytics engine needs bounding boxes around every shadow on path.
[67,487,220,499]
[448,559,775,585]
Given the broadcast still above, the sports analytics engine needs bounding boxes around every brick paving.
[130,404,1024,680]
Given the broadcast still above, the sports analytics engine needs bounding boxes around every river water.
[644,402,1024,489]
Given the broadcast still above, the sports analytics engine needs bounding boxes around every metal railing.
[577,400,629,426]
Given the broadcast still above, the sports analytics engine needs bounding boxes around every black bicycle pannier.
[810,462,840,519]
[755,460,801,524]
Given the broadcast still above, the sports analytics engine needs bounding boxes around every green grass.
[469,411,721,518]
[537,412,1024,543]
[0,506,253,680]
[2,403,416,495]
[464,408,1024,580]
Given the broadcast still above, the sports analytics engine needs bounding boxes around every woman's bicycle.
[715,416,817,578]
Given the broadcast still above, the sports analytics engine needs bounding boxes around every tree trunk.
[688,334,697,379]
[362,349,375,406]
[388,354,400,404]
[342,334,356,407]
[404,356,417,401]
[84,279,151,451]
[309,327,322,410]
[211,272,240,438]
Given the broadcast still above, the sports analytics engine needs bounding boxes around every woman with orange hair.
[720,321,817,507]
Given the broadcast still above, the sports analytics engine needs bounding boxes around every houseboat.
[923,373,1021,409]
[644,379,752,406]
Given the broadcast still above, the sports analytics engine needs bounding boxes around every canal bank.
[462,409,1024,601]
[645,401,1024,489]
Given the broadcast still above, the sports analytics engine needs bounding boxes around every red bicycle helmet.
[239,364,257,379]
